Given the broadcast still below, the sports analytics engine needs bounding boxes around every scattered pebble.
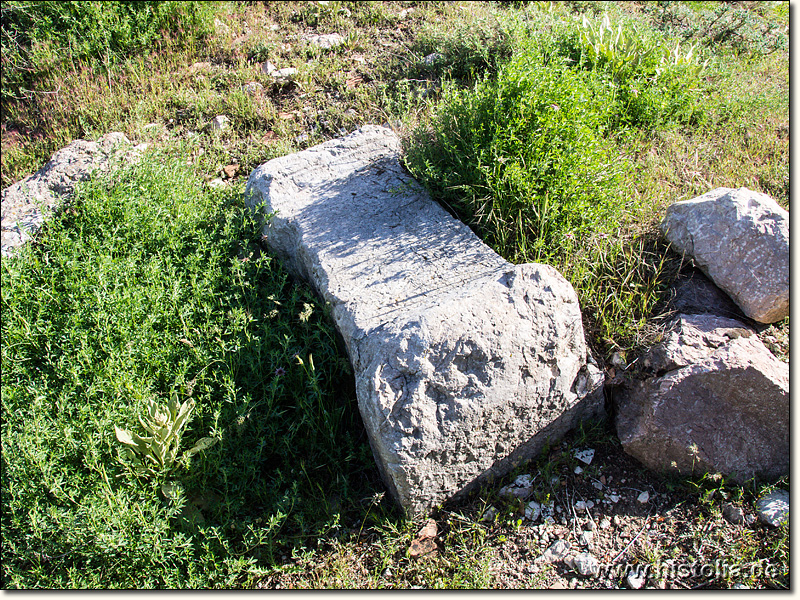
[210,115,230,131]
[208,178,226,189]
[578,531,593,547]
[525,501,541,522]
[637,490,650,504]
[499,475,534,500]
[599,517,611,530]
[480,506,498,523]
[570,552,600,577]
[574,449,595,465]
[756,489,789,526]
[613,515,622,527]
[537,539,571,563]
[423,52,445,66]
[626,570,646,589]
[241,81,263,95]
[610,352,627,369]
[304,33,345,49]
[585,520,596,531]
[574,466,583,475]
[608,494,620,503]
[592,481,603,490]
[722,503,745,525]
[574,500,594,511]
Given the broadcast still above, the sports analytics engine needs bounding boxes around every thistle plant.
[114,395,216,477]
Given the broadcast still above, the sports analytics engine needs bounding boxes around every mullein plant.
[114,394,216,478]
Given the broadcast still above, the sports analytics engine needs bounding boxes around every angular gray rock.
[304,33,345,49]
[661,187,789,323]
[756,489,789,527]
[616,313,789,482]
[2,133,144,256]
[245,125,604,515]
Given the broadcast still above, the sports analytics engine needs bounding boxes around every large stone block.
[2,133,144,256]
[245,125,604,515]
[660,187,789,323]
[616,313,788,482]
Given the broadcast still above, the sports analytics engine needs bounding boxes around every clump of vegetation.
[1,150,383,587]
[642,0,788,58]
[404,58,625,263]
[1,1,214,100]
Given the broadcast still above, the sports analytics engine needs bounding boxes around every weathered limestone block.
[1,132,145,256]
[661,187,789,324]
[616,313,788,482]
[245,125,604,515]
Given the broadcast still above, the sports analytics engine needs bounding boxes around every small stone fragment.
[626,570,646,589]
[208,178,226,189]
[409,518,438,559]
[756,489,789,527]
[525,501,542,522]
[222,164,240,179]
[242,81,263,95]
[574,500,594,511]
[722,503,745,525]
[599,517,611,530]
[210,115,230,131]
[537,539,571,563]
[574,466,583,475]
[608,494,620,503]
[574,449,595,465]
[570,552,600,577]
[637,490,650,504]
[578,531,593,547]
[305,33,345,49]
[481,505,498,523]
[423,52,445,66]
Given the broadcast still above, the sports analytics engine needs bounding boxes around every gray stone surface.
[669,267,746,321]
[2,132,144,257]
[245,125,604,515]
[756,489,789,527]
[617,313,789,482]
[661,187,789,323]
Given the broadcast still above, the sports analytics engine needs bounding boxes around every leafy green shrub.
[1,0,214,100]
[1,150,380,587]
[404,55,625,264]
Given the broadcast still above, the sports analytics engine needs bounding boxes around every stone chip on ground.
[756,490,789,527]
[245,125,604,515]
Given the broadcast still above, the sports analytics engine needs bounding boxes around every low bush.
[404,57,624,264]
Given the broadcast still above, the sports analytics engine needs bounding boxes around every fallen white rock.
[661,187,789,323]
[2,133,144,256]
[245,125,604,515]
[304,33,345,49]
